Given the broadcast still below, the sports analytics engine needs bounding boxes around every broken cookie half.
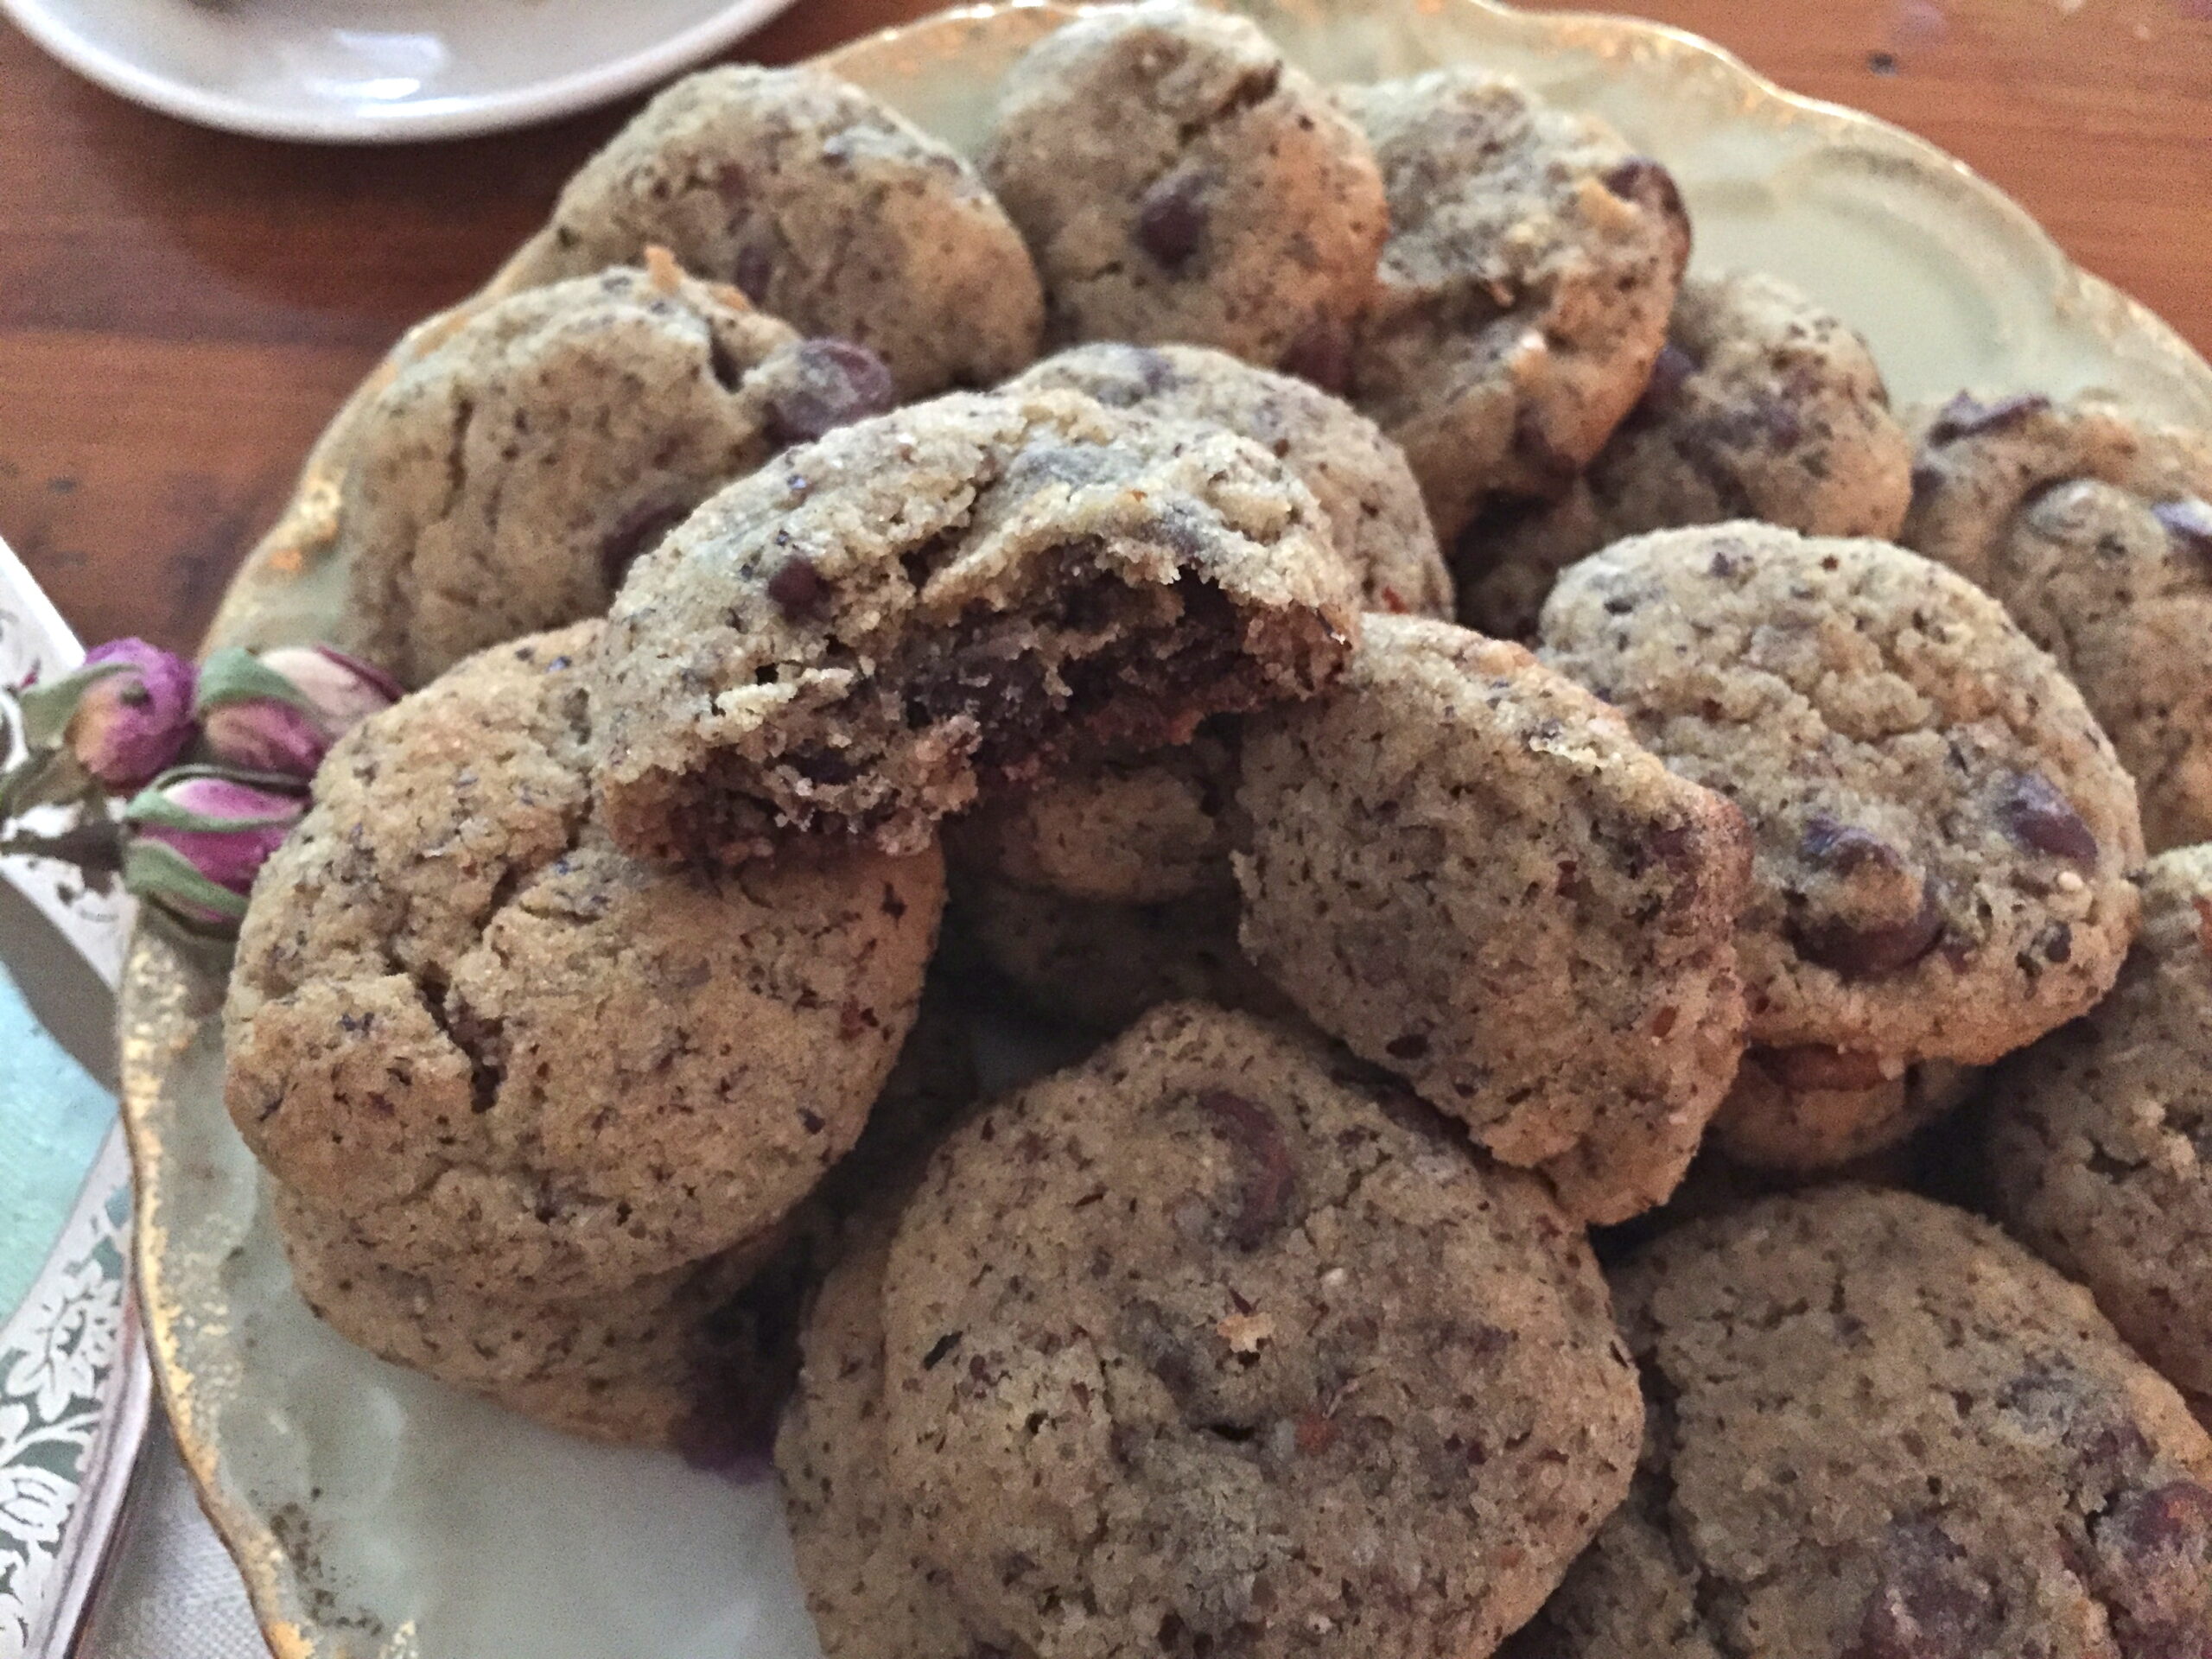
[590,386,1361,864]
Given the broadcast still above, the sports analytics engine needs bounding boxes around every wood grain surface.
[1,0,2205,654]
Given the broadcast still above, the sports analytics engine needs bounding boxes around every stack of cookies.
[218,4,2212,1653]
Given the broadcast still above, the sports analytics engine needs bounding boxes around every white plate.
[0,0,804,143]
[117,3,2212,1657]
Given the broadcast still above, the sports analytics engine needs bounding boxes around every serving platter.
[115,2,2212,1656]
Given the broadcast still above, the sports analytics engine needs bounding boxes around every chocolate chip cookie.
[514,64,1043,398]
[1986,844,2212,1409]
[270,1181,791,1446]
[334,263,894,689]
[273,972,975,1449]
[1005,343,1453,619]
[1903,392,2212,850]
[1342,68,1691,541]
[1461,270,1915,638]
[948,721,1241,906]
[591,389,1359,865]
[1511,1185,2212,1659]
[779,1200,974,1659]
[980,3,1388,377]
[1537,524,2144,1076]
[873,1002,1643,1659]
[1713,1046,1982,1172]
[225,623,944,1299]
[949,868,1289,1033]
[1236,616,1753,1224]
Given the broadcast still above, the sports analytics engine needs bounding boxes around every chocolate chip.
[2112,1481,2212,1556]
[1996,1359,2156,1481]
[1600,156,1687,227]
[766,555,828,619]
[1632,341,1696,420]
[2094,1482,2212,1652]
[1126,1299,1199,1398]
[2152,496,2212,563]
[922,1331,963,1370]
[1135,172,1210,271]
[732,241,776,303]
[1753,395,1805,449]
[791,747,858,785]
[1997,770,2100,864]
[1515,404,1580,490]
[1801,816,1905,874]
[598,501,691,592]
[765,339,897,446]
[1791,881,1945,978]
[1924,391,2051,444]
[1847,1522,2000,1659]
[1385,1032,1430,1061]
[1277,316,1351,393]
[1197,1090,1295,1249]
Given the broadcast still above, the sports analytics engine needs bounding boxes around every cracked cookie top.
[223,622,944,1299]
[516,63,1042,399]
[1510,1185,2212,1659]
[1537,523,2144,1068]
[980,2,1387,376]
[874,1002,1641,1659]
[1987,844,2212,1407]
[590,387,1359,866]
[1901,392,2212,852]
[335,264,894,689]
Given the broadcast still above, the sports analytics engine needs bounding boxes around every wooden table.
[2,0,2205,655]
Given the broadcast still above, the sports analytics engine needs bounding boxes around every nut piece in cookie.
[874,1003,1642,1659]
[333,265,894,689]
[1461,269,1914,639]
[1903,392,2212,850]
[1987,844,2212,1411]
[590,390,1360,865]
[224,622,944,1300]
[981,3,1388,377]
[1538,524,2144,1084]
[1236,615,1753,1224]
[1512,1186,2212,1659]
[515,64,1043,398]
[1342,68,1692,541]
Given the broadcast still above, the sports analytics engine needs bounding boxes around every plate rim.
[0,0,805,143]
[114,2,2212,1655]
